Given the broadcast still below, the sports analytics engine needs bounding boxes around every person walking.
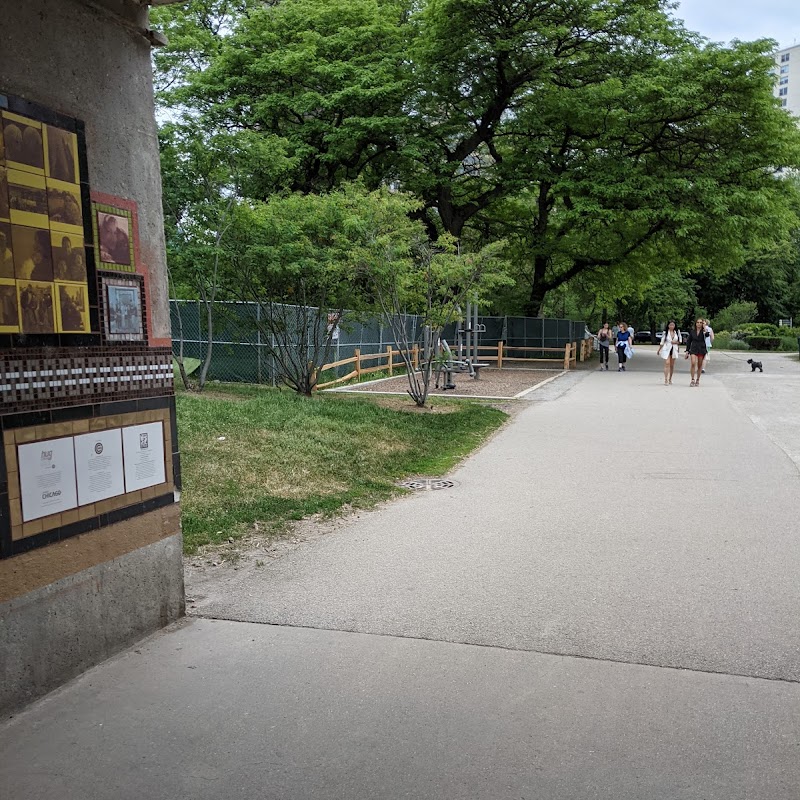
[702,319,714,373]
[685,318,708,386]
[597,322,612,370]
[615,322,632,371]
[657,320,681,385]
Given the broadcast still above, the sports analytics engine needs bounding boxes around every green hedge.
[748,336,781,351]
[780,336,800,352]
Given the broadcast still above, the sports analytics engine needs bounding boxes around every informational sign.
[122,422,166,492]
[74,428,125,505]
[17,436,78,521]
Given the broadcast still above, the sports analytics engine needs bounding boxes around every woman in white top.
[702,319,714,373]
[657,320,681,385]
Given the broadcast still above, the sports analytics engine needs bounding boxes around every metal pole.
[256,303,262,384]
[462,304,468,367]
[473,300,478,366]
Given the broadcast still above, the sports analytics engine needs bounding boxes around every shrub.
[711,301,757,333]
[779,336,799,352]
[738,322,780,338]
[748,336,781,351]
[713,332,749,350]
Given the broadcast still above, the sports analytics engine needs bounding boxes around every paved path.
[3,348,800,799]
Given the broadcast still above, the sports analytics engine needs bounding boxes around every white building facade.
[774,44,800,116]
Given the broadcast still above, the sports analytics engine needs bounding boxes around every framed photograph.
[0,166,9,222]
[50,231,86,282]
[11,226,53,282]
[44,124,79,184]
[47,178,83,235]
[2,112,45,176]
[103,277,143,340]
[92,203,134,272]
[17,280,56,333]
[56,282,90,333]
[8,169,49,229]
[0,278,20,332]
[0,222,14,279]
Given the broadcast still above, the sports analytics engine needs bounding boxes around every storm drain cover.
[397,478,458,491]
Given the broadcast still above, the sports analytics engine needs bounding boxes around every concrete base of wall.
[0,533,184,716]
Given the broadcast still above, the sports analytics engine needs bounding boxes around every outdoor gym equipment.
[434,301,490,390]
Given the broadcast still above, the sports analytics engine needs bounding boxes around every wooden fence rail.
[314,339,588,390]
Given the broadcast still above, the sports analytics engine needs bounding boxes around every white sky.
[673,0,800,49]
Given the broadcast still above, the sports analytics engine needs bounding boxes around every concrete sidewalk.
[3,348,800,799]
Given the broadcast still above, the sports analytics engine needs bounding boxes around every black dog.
[747,359,763,372]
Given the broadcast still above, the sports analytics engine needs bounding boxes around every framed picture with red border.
[92,202,135,272]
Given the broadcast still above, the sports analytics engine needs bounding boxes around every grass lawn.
[177,383,507,554]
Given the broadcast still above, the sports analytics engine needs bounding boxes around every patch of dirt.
[366,395,462,413]
[334,367,561,399]
[183,507,379,607]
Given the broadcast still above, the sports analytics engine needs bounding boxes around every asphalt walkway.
[3,348,800,799]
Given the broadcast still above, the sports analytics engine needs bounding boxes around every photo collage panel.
[0,109,89,333]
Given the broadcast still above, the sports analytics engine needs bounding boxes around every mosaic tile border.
[1,346,173,410]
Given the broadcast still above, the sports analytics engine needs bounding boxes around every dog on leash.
[747,358,763,372]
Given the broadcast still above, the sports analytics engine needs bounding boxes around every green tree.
[365,235,510,405]
[711,301,759,332]
[155,0,800,318]
[223,184,421,395]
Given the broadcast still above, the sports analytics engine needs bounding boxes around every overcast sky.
[672,0,800,49]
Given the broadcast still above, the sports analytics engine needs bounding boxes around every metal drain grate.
[397,478,458,491]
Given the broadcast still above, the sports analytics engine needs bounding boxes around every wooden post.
[497,341,504,369]
[564,343,570,370]
[412,344,419,370]
[387,345,393,376]
[355,348,361,378]
[579,339,585,362]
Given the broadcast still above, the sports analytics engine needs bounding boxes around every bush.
[738,322,780,338]
[713,332,749,350]
[779,336,799,352]
[711,301,757,333]
[748,336,781,351]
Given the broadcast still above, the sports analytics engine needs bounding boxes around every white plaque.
[74,429,125,505]
[18,436,78,522]
[122,422,166,492]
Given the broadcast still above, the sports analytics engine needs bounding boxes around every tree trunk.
[197,296,214,391]
[524,255,550,317]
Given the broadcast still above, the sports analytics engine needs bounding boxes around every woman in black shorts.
[685,318,708,387]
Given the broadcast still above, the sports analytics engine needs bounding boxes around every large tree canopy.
[153,0,800,315]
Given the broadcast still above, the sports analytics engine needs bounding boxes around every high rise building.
[774,44,800,115]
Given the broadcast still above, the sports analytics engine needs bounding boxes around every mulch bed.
[332,367,561,399]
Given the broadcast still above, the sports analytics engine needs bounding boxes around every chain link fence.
[170,300,587,385]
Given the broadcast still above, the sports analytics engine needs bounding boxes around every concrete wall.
[1,518,184,715]
[0,0,171,340]
[0,0,183,715]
